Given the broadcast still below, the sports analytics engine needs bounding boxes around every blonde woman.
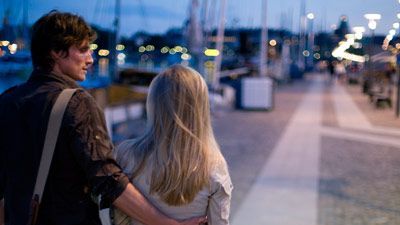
[113,65,232,225]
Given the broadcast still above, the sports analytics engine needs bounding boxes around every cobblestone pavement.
[114,73,400,224]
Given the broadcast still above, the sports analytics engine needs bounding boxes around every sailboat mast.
[259,0,268,77]
[212,0,227,88]
[110,0,120,81]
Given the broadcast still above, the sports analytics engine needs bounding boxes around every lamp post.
[363,14,380,94]
[364,14,381,59]
[259,0,268,77]
[306,13,314,71]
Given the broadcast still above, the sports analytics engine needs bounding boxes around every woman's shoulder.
[114,139,138,173]
[209,151,233,195]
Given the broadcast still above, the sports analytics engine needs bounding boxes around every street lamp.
[364,13,381,57]
[305,12,314,71]
[353,26,365,40]
[363,13,380,94]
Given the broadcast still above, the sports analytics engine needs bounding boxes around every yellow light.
[204,49,220,57]
[269,39,277,46]
[116,44,125,51]
[1,41,10,46]
[181,53,191,60]
[161,47,169,53]
[138,46,146,53]
[90,44,98,50]
[174,46,183,52]
[146,45,154,51]
[98,49,110,56]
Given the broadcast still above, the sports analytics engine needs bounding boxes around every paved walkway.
[231,74,400,225]
[232,75,323,225]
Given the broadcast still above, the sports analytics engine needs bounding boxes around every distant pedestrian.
[0,10,205,225]
[113,65,233,225]
[335,61,347,83]
[327,60,335,83]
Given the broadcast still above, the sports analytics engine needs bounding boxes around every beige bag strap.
[33,88,78,202]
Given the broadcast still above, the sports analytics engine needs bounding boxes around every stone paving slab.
[318,136,400,225]
[231,75,323,225]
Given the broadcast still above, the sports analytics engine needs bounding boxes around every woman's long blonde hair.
[118,64,222,206]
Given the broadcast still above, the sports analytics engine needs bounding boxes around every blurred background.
[1,1,400,224]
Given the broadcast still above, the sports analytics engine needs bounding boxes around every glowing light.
[204,49,220,57]
[396,43,400,49]
[368,20,377,30]
[138,46,146,53]
[345,34,355,45]
[161,47,169,54]
[117,53,126,60]
[398,13,400,19]
[174,46,183,52]
[302,50,310,57]
[306,13,314,20]
[0,41,10,46]
[116,44,125,51]
[169,49,176,54]
[394,23,400,29]
[313,53,320,59]
[117,53,126,65]
[269,39,277,46]
[181,47,188,53]
[8,43,18,54]
[146,45,154,51]
[90,44,98,50]
[389,29,396,36]
[353,26,365,33]
[181,53,191,60]
[98,49,110,56]
[364,14,381,20]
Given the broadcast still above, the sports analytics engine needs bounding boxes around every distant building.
[334,15,350,41]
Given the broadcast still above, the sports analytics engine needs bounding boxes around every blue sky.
[1,0,398,37]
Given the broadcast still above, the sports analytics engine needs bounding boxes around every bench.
[368,84,392,108]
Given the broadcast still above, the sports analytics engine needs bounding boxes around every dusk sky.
[1,0,398,37]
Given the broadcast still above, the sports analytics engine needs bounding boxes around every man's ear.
[50,50,61,61]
